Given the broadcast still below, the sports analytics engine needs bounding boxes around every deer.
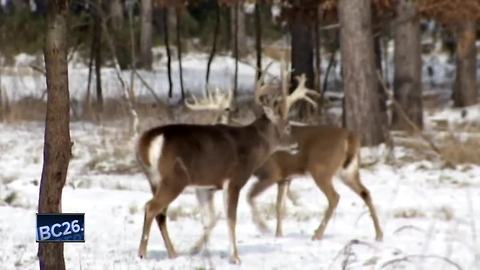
[247,118,384,241]
[136,67,318,264]
[184,75,383,245]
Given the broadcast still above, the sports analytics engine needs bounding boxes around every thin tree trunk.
[338,0,386,146]
[38,1,71,269]
[140,0,153,69]
[110,0,123,31]
[238,5,248,58]
[374,35,389,128]
[128,4,136,104]
[175,7,185,100]
[255,1,262,80]
[205,1,220,93]
[34,0,47,16]
[233,2,239,98]
[93,0,103,113]
[314,5,322,94]
[393,0,423,130]
[163,7,173,98]
[453,21,477,107]
[84,17,95,118]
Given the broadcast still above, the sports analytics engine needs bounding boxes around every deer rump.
[138,121,273,189]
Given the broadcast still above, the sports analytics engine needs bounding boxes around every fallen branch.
[380,254,462,270]
[134,70,162,105]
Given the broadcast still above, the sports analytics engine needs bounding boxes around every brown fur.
[248,125,383,241]
[137,114,292,263]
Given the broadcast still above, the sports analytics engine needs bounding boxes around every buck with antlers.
[248,125,384,241]
[187,75,383,243]
[136,68,317,263]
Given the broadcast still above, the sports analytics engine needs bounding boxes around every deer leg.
[154,207,177,258]
[311,170,338,240]
[223,180,244,264]
[286,181,301,206]
[138,183,183,259]
[275,181,288,237]
[149,184,178,257]
[341,172,383,241]
[190,188,218,254]
[247,176,279,234]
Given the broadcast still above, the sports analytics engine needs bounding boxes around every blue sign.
[36,213,85,242]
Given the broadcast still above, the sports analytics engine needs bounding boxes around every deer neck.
[250,114,279,153]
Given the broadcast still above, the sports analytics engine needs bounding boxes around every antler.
[254,62,277,104]
[284,74,320,115]
[186,88,233,111]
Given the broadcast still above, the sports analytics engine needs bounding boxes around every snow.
[0,118,479,269]
[0,51,479,269]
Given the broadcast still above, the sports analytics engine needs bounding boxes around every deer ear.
[262,106,278,123]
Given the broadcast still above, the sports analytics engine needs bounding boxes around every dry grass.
[438,134,480,165]
[393,208,427,219]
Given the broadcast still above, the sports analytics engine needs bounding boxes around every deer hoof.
[138,250,146,259]
[375,232,384,242]
[168,251,178,259]
[229,255,241,265]
[311,233,323,241]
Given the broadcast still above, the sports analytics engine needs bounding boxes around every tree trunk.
[233,3,239,97]
[393,0,423,130]
[93,0,103,113]
[38,1,71,269]
[164,7,173,98]
[453,21,477,107]
[290,7,315,119]
[140,0,153,69]
[230,5,247,58]
[338,0,386,146]
[34,0,47,15]
[205,0,220,92]
[254,1,262,81]
[175,8,185,100]
[109,0,123,31]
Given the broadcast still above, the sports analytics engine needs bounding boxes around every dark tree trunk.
[206,0,220,92]
[109,0,123,31]
[338,0,386,146]
[314,6,321,94]
[453,21,477,107]
[38,1,71,269]
[230,4,247,58]
[374,36,389,128]
[93,0,103,113]
[34,0,47,15]
[393,0,423,130]
[254,1,262,80]
[140,0,153,69]
[233,2,239,97]
[175,8,185,100]
[290,8,315,118]
[163,7,173,98]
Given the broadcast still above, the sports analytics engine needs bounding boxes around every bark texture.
[140,0,153,69]
[110,0,124,31]
[38,0,71,269]
[290,8,315,119]
[453,21,477,107]
[393,0,423,130]
[338,0,386,146]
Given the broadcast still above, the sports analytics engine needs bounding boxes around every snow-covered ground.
[0,50,479,269]
[1,104,480,270]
